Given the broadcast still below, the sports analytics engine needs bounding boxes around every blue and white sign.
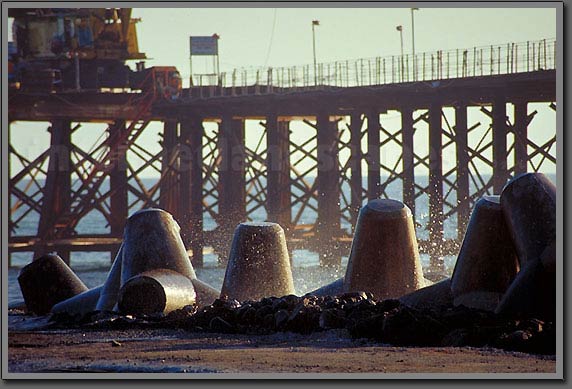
[190,36,219,56]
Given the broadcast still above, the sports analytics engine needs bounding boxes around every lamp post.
[411,7,419,80]
[396,25,404,81]
[312,20,319,85]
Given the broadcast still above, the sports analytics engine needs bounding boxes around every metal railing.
[189,38,556,98]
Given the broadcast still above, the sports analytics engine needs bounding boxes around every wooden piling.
[349,112,363,228]
[401,107,415,215]
[366,109,381,200]
[180,116,204,267]
[160,120,179,217]
[513,99,528,175]
[218,114,246,259]
[428,103,444,274]
[35,120,72,264]
[492,96,508,193]
[316,111,341,267]
[455,103,470,239]
[109,120,128,259]
[266,114,292,228]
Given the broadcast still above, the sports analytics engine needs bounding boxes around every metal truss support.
[266,114,292,228]
[455,103,470,239]
[349,112,363,228]
[492,96,508,193]
[401,106,415,216]
[513,99,529,175]
[428,103,444,274]
[366,109,381,200]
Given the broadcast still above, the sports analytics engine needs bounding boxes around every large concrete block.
[18,254,88,315]
[343,199,425,300]
[221,222,295,302]
[51,285,103,317]
[451,195,519,311]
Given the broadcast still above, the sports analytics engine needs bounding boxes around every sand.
[8,326,555,375]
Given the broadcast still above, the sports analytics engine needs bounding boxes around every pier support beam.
[35,120,72,264]
[492,96,508,193]
[316,112,341,268]
[218,114,246,259]
[266,114,292,228]
[513,99,528,175]
[160,120,179,217]
[349,112,363,228]
[109,120,128,260]
[366,109,381,200]
[401,107,415,216]
[428,103,444,276]
[455,103,470,240]
[180,116,204,267]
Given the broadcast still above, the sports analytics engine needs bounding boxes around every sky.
[9,5,557,177]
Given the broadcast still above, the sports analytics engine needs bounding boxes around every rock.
[286,305,321,334]
[274,309,290,329]
[319,308,347,329]
[381,306,448,346]
[209,316,234,333]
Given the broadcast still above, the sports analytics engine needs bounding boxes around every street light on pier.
[411,7,420,80]
[312,20,320,86]
[396,25,404,81]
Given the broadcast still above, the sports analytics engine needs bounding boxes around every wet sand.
[8,327,555,375]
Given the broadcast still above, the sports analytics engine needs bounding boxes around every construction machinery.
[8,8,181,99]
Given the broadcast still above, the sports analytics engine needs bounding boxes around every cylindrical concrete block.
[343,199,425,300]
[18,254,88,315]
[191,278,221,307]
[308,277,344,297]
[121,209,196,284]
[451,195,520,311]
[95,245,123,311]
[220,222,295,302]
[51,285,103,317]
[399,278,453,309]
[500,173,556,267]
[117,269,197,315]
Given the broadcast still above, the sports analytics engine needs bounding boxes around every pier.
[8,39,557,271]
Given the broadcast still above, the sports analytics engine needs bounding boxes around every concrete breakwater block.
[51,285,103,317]
[451,195,519,311]
[191,278,220,307]
[500,173,556,267]
[307,277,344,297]
[95,245,123,312]
[343,199,425,300]
[399,278,453,309]
[221,222,295,302]
[121,209,197,284]
[117,269,197,315]
[495,240,556,321]
[18,254,88,315]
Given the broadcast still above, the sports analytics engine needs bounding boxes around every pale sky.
[9,6,557,177]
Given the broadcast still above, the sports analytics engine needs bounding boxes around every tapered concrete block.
[51,285,103,317]
[18,254,88,315]
[95,245,123,311]
[121,209,197,284]
[500,173,556,267]
[451,196,519,311]
[343,199,425,300]
[399,278,453,309]
[191,278,221,307]
[308,277,344,297]
[220,222,295,302]
[117,269,197,315]
[495,240,556,321]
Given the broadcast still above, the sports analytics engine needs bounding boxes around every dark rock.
[286,305,321,334]
[209,316,234,333]
[381,306,448,346]
[319,308,347,329]
[348,313,386,340]
[274,309,290,329]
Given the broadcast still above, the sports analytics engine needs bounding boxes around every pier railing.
[189,38,556,98]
